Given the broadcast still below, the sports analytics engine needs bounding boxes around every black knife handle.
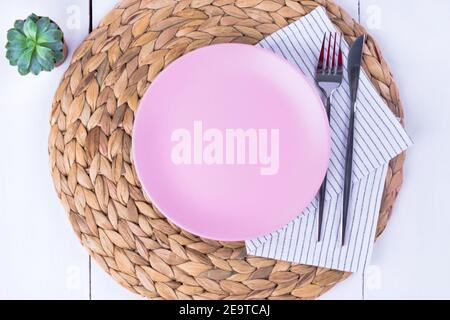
[342,110,355,246]
[318,174,327,241]
[317,96,332,242]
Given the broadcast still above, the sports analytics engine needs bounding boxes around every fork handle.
[317,96,332,242]
[342,108,355,246]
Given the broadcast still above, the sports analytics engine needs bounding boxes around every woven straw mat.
[49,0,406,300]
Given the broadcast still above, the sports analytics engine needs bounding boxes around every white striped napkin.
[245,6,413,273]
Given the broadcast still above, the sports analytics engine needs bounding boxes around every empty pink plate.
[132,44,330,241]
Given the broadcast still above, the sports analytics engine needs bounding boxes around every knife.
[342,35,365,246]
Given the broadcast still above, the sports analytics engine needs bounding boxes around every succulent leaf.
[37,29,63,44]
[29,13,39,22]
[13,20,25,32]
[6,36,27,50]
[41,41,63,52]
[37,17,51,34]
[54,50,64,63]
[18,65,29,75]
[23,18,37,40]
[30,58,42,75]
[6,49,21,65]
[36,45,55,71]
[16,46,34,74]
[7,29,26,42]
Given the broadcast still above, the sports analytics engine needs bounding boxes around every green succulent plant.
[5,14,65,75]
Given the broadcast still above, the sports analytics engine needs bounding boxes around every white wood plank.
[0,0,90,299]
[359,0,450,299]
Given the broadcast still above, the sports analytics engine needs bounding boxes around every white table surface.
[1,0,449,300]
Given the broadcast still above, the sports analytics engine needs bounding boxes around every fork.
[315,32,343,242]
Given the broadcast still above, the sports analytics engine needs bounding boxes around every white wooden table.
[1,0,449,300]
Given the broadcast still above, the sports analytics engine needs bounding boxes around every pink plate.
[132,44,330,241]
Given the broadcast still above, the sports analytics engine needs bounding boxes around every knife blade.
[342,35,365,246]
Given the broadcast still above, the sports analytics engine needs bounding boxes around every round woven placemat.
[49,0,406,300]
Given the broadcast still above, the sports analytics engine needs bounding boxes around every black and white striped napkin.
[245,6,412,273]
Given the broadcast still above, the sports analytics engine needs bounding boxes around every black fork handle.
[342,108,355,246]
[317,96,332,242]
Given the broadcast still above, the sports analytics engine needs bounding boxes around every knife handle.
[342,109,355,246]
[317,96,332,242]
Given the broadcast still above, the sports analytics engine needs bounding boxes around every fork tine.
[325,32,332,72]
[317,33,326,72]
[331,33,337,71]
